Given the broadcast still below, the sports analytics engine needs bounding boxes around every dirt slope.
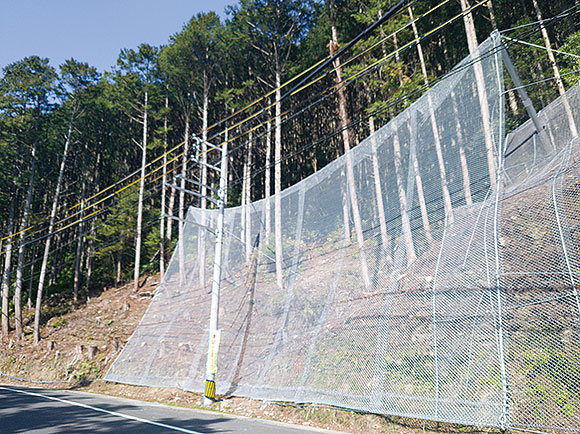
[0,275,497,434]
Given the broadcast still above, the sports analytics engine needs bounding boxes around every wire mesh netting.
[106,34,580,432]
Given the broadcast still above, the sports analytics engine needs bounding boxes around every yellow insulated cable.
[207,56,330,137]
[0,1,437,246]
[0,158,186,257]
[69,140,186,211]
[0,0,487,247]
[343,0,490,87]
[202,0,457,156]
[0,143,185,244]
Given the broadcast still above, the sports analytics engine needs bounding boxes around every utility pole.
[202,130,228,406]
[161,130,228,405]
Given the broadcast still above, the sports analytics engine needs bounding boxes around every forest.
[1,0,579,347]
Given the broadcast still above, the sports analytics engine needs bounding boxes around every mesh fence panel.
[106,35,580,432]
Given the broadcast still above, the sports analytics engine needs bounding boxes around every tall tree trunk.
[409,6,454,224]
[483,0,519,115]
[179,117,190,284]
[531,0,578,136]
[166,172,177,240]
[134,90,148,292]
[393,129,417,265]
[242,146,248,255]
[392,20,434,242]
[15,139,38,340]
[245,131,253,262]
[116,254,122,286]
[341,170,351,244]
[451,89,473,205]
[48,233,59,287]
[437,33,474,206]
[264,116,272,235]
[459,0,498,190]
[1,196,15,338]
[408,129,434,244]
[27,244,37,309]
[274,67,284,289]
[365,82,392,264]
[84,151,100,298]
[329,3,372,289]
[85,219,96,297]
[34,113,74,344]
[73,168,87,303]
[160,93,168,280]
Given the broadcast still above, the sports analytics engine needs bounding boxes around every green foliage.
[70,360,101,382]
[0,0,579,352]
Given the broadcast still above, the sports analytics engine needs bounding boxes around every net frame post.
[494,30,552,154]
[492,29,511,430]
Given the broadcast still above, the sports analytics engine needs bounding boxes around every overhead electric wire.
[0,153,186,257]
[68,141,186,212]
[206,56,330,136]
[227,9,575,268]
[501,35,580,60]
[230,2,576,193]
[11,179,167,277]
[205,0,417,140]
[202,0,430,150]
[0,141,186,244]
[224,0,484,255]
[499,5,580,33]
[14,195,165,285]
[21,0,538,251]
[2,0,573,259]
[204,0,491,166]
[210,0,484,156]
[0,0,451,247]
[0,145,185,249]
[288,0,454,96]
[190,0,422,153]
[280,0,416,102]
[222,0,493,164]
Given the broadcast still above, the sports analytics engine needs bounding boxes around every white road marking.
[0,386,205,434]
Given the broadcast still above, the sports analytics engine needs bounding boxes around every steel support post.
[492,30,510,429]
[494,30,552,153]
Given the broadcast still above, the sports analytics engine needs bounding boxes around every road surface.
[0,385,346,433]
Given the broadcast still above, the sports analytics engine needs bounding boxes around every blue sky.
[0,0,235,73]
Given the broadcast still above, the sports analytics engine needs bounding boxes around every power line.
[2,0,574,261]
[223,0,494,166]
[228,2,577,195]
[0,0,455,247]
[0,142,186,245]
[203,0,457,154]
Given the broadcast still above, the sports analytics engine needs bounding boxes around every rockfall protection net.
[106,34,580,432]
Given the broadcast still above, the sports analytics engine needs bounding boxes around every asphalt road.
[0,385,346,434]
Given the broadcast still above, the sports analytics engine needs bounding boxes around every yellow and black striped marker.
[204,379,216,401]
